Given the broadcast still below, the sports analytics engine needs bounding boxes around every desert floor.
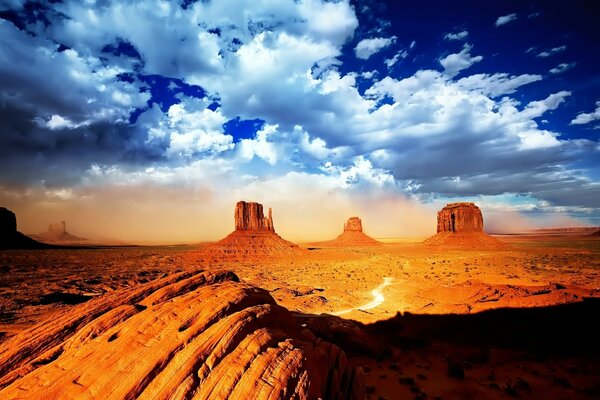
[1,235,599,399]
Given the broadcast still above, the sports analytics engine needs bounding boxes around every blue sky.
[0,0,599,241]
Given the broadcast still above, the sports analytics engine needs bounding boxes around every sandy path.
[333,277,394,316]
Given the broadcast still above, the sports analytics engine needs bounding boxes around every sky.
[0,0,599,243]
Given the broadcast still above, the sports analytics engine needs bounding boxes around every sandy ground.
[1,235,599,398]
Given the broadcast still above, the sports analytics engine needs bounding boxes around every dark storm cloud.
[0,102,168,187]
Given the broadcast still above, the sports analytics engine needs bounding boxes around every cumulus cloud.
[0,0,598,236]
[444,30,468,40]
[355,36,396,59]
[549,62,576,74]
[495,13,517,27]
[439,44,483,77]
[571,101,600,125]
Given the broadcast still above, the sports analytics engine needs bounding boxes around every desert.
[1,202,599,399]
[1,1,600,399]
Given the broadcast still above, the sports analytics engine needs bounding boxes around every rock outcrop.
[30,220,88,244]
[205,201,303,256]
[0,207,49,249]
[0,269,363,400]
[424,203,504,249]
[235,202,274,231]
[436,202,483,233]
[327,217,381,246]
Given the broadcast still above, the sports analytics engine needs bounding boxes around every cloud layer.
[0,0,598,241]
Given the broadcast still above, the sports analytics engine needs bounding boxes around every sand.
[1,233,599,399]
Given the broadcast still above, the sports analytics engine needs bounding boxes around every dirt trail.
[333,277,394,316]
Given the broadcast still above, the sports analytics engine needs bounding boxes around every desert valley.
[1,1,599,399]
[1,202,599,399]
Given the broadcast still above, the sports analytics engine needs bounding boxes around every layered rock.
[436,202,483,233]
[30,220,88,244]
[327,217,381,246]
[424,203,504,249]
[235,201,274,231]
[0,207,49,249]
[0,269,363,399]
[205,201,303,256]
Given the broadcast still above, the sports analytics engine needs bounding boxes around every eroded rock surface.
[425,203,504,249]
[234,201,274,231]
[436,202,483,233]
[0,269,363,400]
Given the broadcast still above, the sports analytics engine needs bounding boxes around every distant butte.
[424,202,505,249]
[328,217,381,246]
[30,220,88,244]
[204,201,304,256]
[0,207,50,249]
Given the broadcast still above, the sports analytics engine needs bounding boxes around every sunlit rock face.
[234,201,274,232]
[425,203,505,249]
[343,217,363,232]
[205,201,303,256]
[0,270,364,400]
[436,202,484,233]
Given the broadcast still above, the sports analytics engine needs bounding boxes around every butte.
[327,217,381,246]
[0,207,50,249]
[204,201,304,256]
[423,202,505,249]
[30,221,88,244]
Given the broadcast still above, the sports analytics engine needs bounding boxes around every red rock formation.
[436,202,483,233]
[327,217,381,246]
[205,201,303,256]
[425,203,505,249]
[234,201,275,231]
[344,217,363,232]
[0,269,363,399]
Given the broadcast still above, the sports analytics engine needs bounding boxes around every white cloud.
[549,62,576,74]
[355,36,396,59]
[237,124,279,165]
[495,13,517,27]
[384,50,407,68]
[537,45,567,58]
[571,101,600,125]
[146,99,234,158]
[444,30,468,40]
[439,44,483,77]
[456,73,542,97]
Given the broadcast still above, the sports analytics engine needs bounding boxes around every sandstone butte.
[0,207,49,249]
[0,269,363,400]
[30,220,88,244]
[204,201,304,256]
[328,217,381,246]
[423,202,505,249]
